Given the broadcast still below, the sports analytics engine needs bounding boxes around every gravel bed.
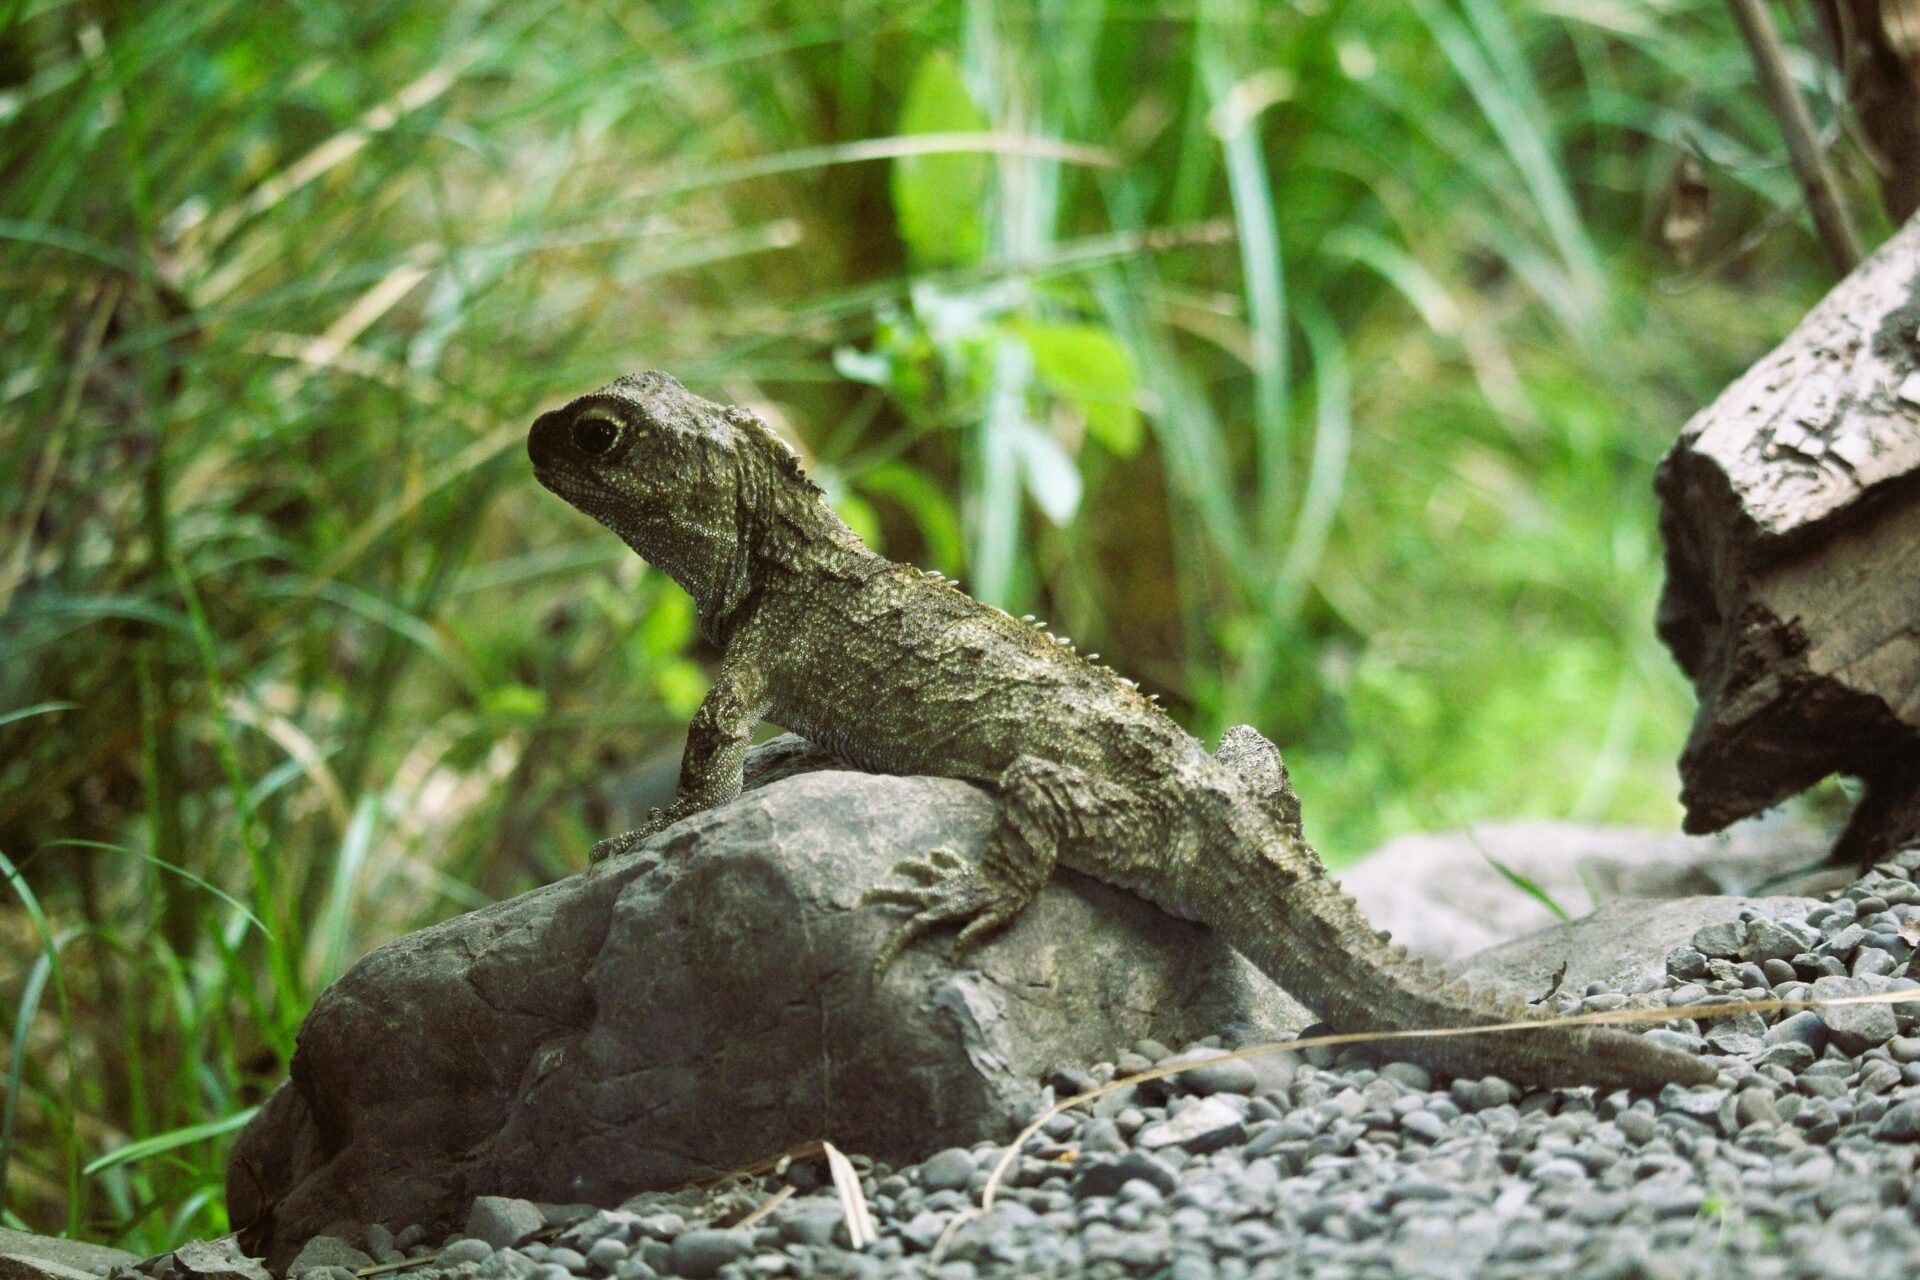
[240,854,1920,1280]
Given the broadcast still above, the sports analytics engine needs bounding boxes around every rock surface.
[227,758,1307,1269]
[1342,814,1836,961]
[167,851,1920,1280]
[1455,895,1822,1005]
[0,1231,138,1280]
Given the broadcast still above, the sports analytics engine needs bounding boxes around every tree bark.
[1655,211,1920,862]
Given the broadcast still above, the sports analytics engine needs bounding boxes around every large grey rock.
[1455,896,1821,1005]
[1342,816,1834,962]
[0,1231,138,1280]
[227,754,1307,1269]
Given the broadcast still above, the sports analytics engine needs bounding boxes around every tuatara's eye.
[571,413,621,457]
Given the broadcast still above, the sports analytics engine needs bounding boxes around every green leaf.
[484,683,549,721]
[891,52,989,267]
[1013,321,1142,456]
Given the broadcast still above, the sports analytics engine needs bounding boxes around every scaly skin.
[528,372,1717,1091]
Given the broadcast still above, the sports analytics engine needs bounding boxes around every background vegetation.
[0,0,1893,1253]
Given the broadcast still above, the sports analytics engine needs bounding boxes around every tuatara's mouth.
[532,466,596,503]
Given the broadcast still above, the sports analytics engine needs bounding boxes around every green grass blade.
[0,952,52,1223]
[0,848,79,1231]
[81,1107,259,1179]
[40,839,272,941]
[312,795,378,988]
[1475,846,1573,922]
[1202,46,1291,539]
[1269,301,1352,623]
[0,701,76,728]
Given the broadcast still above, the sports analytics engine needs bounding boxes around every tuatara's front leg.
[589,650,768,866]
[862,755,1121,971]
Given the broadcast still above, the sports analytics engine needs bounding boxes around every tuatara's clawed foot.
[861,849,1032,974]
[587,829,648,869]
[874,846,970,886]
[586,806,677,870]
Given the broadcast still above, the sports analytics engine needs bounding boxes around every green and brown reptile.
[528,371,1717,1091]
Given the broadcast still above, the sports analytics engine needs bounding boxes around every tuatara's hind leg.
[863,754,1114,973]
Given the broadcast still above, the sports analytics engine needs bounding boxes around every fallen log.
[1655,212,1920,863]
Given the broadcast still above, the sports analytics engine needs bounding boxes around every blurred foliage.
[0,0,1890,1251]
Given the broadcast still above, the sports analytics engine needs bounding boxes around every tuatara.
[527,371,1716,1091]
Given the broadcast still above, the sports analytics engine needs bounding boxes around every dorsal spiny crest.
[725,404,823,496]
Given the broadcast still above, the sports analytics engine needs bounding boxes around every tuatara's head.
[528,371,835,632]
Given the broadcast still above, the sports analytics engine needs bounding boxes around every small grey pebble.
[439,1239,495,1267]
[1402,1110,1448,1143]
[1762,958,1798,987]
[1765,1010,1828,1050]
[1691,922,1743,959]
[1812,975,1899,1053]
[1734,1089,1780,1128]
[467,1197,547,1250]
[1665,946,1709,980]
[1079,1117,1127,1154]
[545,1248,587,1274]
[1889,1036,1920,1064]
[585,1239,629,1271]
[479,1250,538,1280]
[288,1240,373,1278]
[1616,1109,1657,1144]
[918,1148,976,1193]
[776,1207,842,1249]
[1858,1058,1904,1094]
[531,1266,571,1280]
[1378,1061,1432,1092]
[1470,1076,1514,1110]
[1820,922,1866,957]
[1853,949,1899,978]
[1072,1152,1177,1198]
[1179,1054,1259,1097]
[667,1231,753,1280]
[1743,918,1817,963]
[897,1210,944,1252]
[1873,1100,1920,1142]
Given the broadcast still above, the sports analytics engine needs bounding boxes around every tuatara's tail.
[1207,836,1719,1092]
